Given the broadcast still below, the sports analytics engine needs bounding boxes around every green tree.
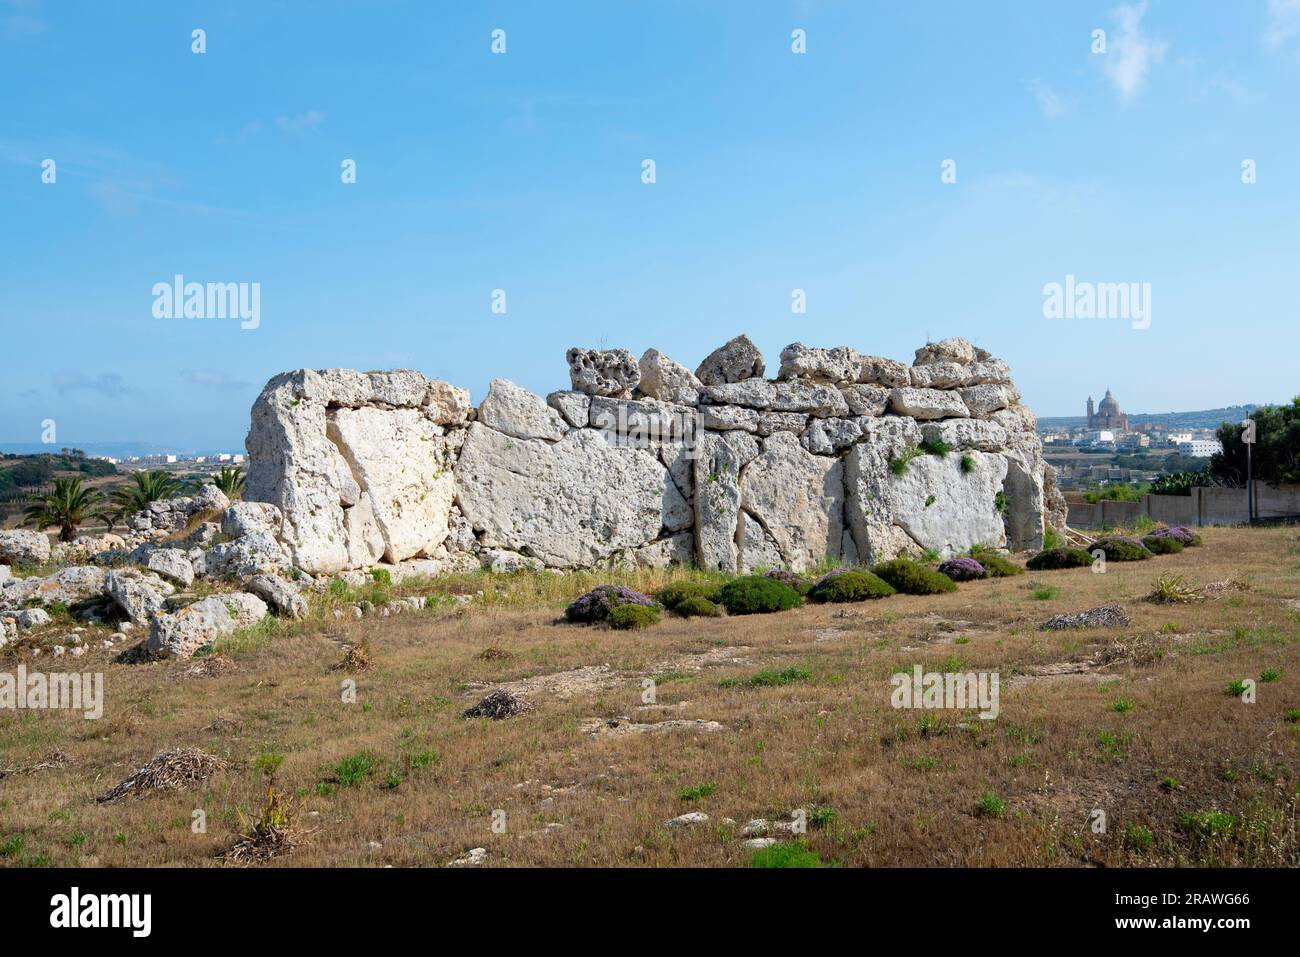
[110,469,181,516]
[1211,397,1300,486]
[212,465,246,498]
[23,477,105,542]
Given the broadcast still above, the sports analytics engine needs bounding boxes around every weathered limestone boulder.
[625,531,694,569]
[222,501,284,539]
[856,355,912,389]
[105,569,174,626]
[328,406,457,563]
[920,418,1008,452]
[909,359,1012,390]
[477,379,568,442]
[771,381,849,417]
[481,549,545,574]
[566,348,640,398]
[146,599,232,659]
[695,335,764,385]
[839,384,890,416]
[739,432,845,571]
[0,530,50,567]
[244,370,367,573]
[455,423,689,568]
[207,591,269,630]
[638,349,703,406]
[737,511,784,572]
[546,391,591,429]
[424,381,474,426]
[693,432,742,571]
[842,417,924,564]
[846,439,1007,561]
[192,483,231,513]
[706,378,776,409]
[757,411,809,436]
[803,417,863,455]
[958,383,1018,417]
[15,608,50,630]
[206,532,291,579]
[914,337,977,366]
[777,343,861,383]
[8,565,106,607]
[248,574,309,619]
[701,405,760,432]
[145,548,195,588]
[590,396,695,446]
[888,387,969,420]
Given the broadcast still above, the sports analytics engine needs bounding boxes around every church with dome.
[1087,389,1128,431]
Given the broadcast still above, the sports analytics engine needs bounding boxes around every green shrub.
[674,595,723,617]
[809,570,895,603]
[1026,547,1094,570]
[607,603,661,630]
[655,580,722,610]
[919,437,952,456]
[1042,526,1066,550]
[978,554,1024,577]
[717,576,803,615]
[750,840,823,868]
[1141,533,1184,555]
[870,559,957,595]
[370,568,392,586]
[1094,537,1153,562]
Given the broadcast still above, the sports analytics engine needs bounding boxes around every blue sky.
[2,0,1299,449]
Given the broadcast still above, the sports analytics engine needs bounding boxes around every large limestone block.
[771,381,849,417]
[705,378,776,409]
[777,343,861,383]
[455,423,689,568]
[638,349,702,406]
[693,431,742,572]
[737,511,784,573]
[855,356,911,389]
[590,396,695,445]
[913,337,977,366]
[244,370,358,573]
[888,387,969,420]
[695,335,764,385]
[846,441,1007,561]
[739,432,845,572]
[328,406,457,564]
[920,418,1008,452]
[958,383,1018,417]
[477,379,568,442]
[839,384,890,416]
[0,530,50,567]
[567,348,640,398]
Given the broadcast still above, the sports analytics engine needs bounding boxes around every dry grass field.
[2,526,1298,868]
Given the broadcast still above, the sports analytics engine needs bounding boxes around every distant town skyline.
[3,2,1299,447]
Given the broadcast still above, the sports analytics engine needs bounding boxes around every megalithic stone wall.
[244,336,1067,575]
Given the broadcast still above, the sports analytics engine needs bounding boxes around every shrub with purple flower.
[1146,525,1202,546]
[565,584,658,624]
[763,569,803,587]
[812,567,851,590]
[938,557,986,582]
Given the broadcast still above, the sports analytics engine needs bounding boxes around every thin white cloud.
[274,110,326,134]
[53,371,133,398]
[182,370,250,391]
[1265,0,1300,48]
[1102,2,1167,103]
[1028,79,1067,117]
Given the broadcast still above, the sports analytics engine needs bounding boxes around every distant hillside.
[1038,404,1259,431]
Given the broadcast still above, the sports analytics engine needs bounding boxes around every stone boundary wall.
[1066,482,1300,528]
[244,336,1066,575]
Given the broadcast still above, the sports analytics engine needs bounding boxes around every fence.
[1066,482,1300,529]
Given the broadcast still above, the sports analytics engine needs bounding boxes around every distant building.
[1086,389,1129,432]
[1176,439,1221,458]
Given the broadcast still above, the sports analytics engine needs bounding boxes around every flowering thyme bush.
[937,557,986,582]
[1146,525,1202,546]
[564,585,658,624]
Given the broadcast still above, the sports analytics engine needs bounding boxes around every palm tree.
[110,469,181,516]
[212,465,246,498]
[24,477,105,542]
